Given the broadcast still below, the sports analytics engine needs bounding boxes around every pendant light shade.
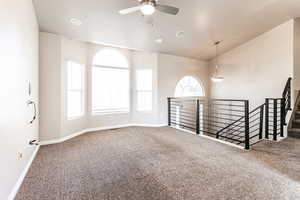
[211,41,224,83]
[211,75,224,82]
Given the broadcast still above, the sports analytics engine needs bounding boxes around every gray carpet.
[16,127,300,200]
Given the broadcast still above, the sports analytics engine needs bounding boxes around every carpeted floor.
[16,126,300,200]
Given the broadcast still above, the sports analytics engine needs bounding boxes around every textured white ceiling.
[33,0,300,60]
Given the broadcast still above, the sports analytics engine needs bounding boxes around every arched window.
[92,49,129,113]
[93,49,129,68]
[175,76,204,97]
[174,76,205,131]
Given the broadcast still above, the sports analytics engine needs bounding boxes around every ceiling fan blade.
[156,4,179,15]
[119,6,142,15]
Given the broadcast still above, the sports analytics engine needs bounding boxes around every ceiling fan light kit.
[119,0,179,16]
[141,2,156,15]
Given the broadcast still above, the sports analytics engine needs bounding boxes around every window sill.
[92,111,130,116]
[67,116,84,121]
[137,111,153,114]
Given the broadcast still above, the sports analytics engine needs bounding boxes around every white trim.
[40,124,167,146]
[92,64,129,70]
[8,146,40,200]
[39,130,87,145]
[264,136,287,142]
[39,123,245,150]
[171,127,245,150]
[91,111,130,116]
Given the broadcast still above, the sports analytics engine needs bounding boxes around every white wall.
[39,33,61,141]
[39,34,210,141]
[61,38,88,137]
[0,0,39,199]
[209,20,294,109]
[130,51,160,125]
[157,54,210,124]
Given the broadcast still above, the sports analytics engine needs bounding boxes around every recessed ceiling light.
[176,31,185,38]
[155,38,163,44]
[69,18,82,26]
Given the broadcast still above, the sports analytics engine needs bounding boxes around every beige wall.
[0,0,39,199]
[294,18,300,91]
[209,20,294,109]
[157,54,210,124]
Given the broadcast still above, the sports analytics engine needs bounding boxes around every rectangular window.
[67,61,85,119]
[136,69,152,112]
[92,66,129,113]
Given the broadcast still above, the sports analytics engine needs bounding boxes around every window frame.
[174,76,205,98]
[91,64,131,115]
[135,69,153,113]
[66,61,85,120]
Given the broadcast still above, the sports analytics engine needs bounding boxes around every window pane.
[137,91,152,112]
[67,61,84,118]
[175,76,204,97]
[92,49,128,68]
[92,67,129,112]
[136,69,152,91]
[68,61,83,90]
[67,91,83,118]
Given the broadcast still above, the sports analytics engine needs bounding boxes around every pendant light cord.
[214,41,221,75]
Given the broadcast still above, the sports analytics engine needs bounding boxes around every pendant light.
[211,41,224,82]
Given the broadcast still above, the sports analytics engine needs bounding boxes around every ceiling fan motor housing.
[139,0,157,6]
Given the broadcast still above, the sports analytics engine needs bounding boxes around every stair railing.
[168,97,255,149]
[214,100,249,149]
[168,97,199,132]
[167,78,291,148]
[265,77,292,140]
[216,103,265,149]
[249,104,265,146]
[265,98,285,141]
[282,77,292,124]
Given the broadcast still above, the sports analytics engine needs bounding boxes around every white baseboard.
[40,124,167,146]
[171,127,245,150]
[8,146,40,200]
[39,129,87,145]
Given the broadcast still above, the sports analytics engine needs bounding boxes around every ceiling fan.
[119,0,179,16]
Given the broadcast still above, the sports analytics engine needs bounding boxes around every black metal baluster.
[259,105,264,140]
[273,99,277,141]
[196,99,200,134]
[280,98,284,137]
[168,97,171,126]
[245,100,250,150]
[265,99,269,139]
[288,79,292,110]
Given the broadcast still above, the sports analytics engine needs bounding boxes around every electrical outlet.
[17,152,23,160]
